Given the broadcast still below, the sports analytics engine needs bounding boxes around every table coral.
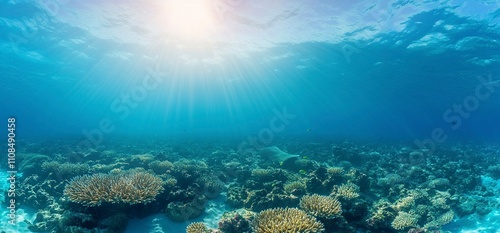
[299,194,342,219]
[253,208,324,233]
[63,171,164,206]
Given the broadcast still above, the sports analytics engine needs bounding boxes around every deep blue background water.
[1,0,499,144]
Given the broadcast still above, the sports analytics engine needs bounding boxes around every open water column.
[1,0,500,232]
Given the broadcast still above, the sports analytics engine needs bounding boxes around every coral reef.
[299,194,342,219]
[253,208,324,233]
[218,209,254,233]
[41,161,92,179]
[333,182,360,200]
[284,180,307,195]
[327,167,345,176]
[186,222,209,233]
[166,194,207,222]
[366,200,397,230]
[63,171,164,206]
[391,211,418,230]
[149,160,174,174]
[198,175,225,199]
[14,138,500,233]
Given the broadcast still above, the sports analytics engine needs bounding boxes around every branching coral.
[392,196,415,211]
[186,222,209,233]
[253,208,324,233]
[284,181,307,194]
[327,167,344,176]
[391,211,418,230]
[41,161,91,178]
[299,194,342,219]
[366,200,396,228]
[423,210,454,230]
[251,168,274,178]
[64,171,164,206]
[174,159,209,174]
[333,182,360,200]
[149,160,174,174]
[430,191,451,209]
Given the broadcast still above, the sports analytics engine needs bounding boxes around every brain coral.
[299,194,342,219]
[253,208,324,233]
[64,171,163,206]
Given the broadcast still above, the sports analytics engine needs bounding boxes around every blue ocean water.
[1,0,500,233]
[0,0,498,141]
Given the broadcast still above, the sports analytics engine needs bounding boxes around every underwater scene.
[1,0,500,232]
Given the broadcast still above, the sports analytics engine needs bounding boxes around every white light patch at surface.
[162,0,217,40]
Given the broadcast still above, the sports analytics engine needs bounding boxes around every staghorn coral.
[430,191,451,210]
[166,177,178,187]
[366,200,397,229]
[392,196,415,211]
[149,160,174,174]
[284,180,307,195]
[41,161,92,178]
[431,197,449,209]
[186,222,209,233]
[423,210,454,230]
[63,171,164,206]
[299,194,342,219]
[251,168,275,179]
[391,211,418,230]
[253,208,324,233]
[198,175,225,199]
[327,167,344,176]
[174,159,209,174]
[333,182,360,200]
[414,204,431,216]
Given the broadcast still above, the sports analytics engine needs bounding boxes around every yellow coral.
[393,196,415,211]
[166,177,178,186]
[149,160,174,174]
[391,211,418,230]
[367,200,396,227]
[251,168,274,177]
[414,204,430,216]
[174,159,208,173]
[327,167,344,176]
[438,210,454,225]
[186,222,208,233]
[423,210,454,229]
[64,172,163,206]
[131,153,155,163]
[333,182,360,200]
[284,180,307,194]
[299,194,342,219]
[253,208,324,233]
[431,197,449,209]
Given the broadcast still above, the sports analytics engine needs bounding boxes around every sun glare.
[164,0,217,40]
